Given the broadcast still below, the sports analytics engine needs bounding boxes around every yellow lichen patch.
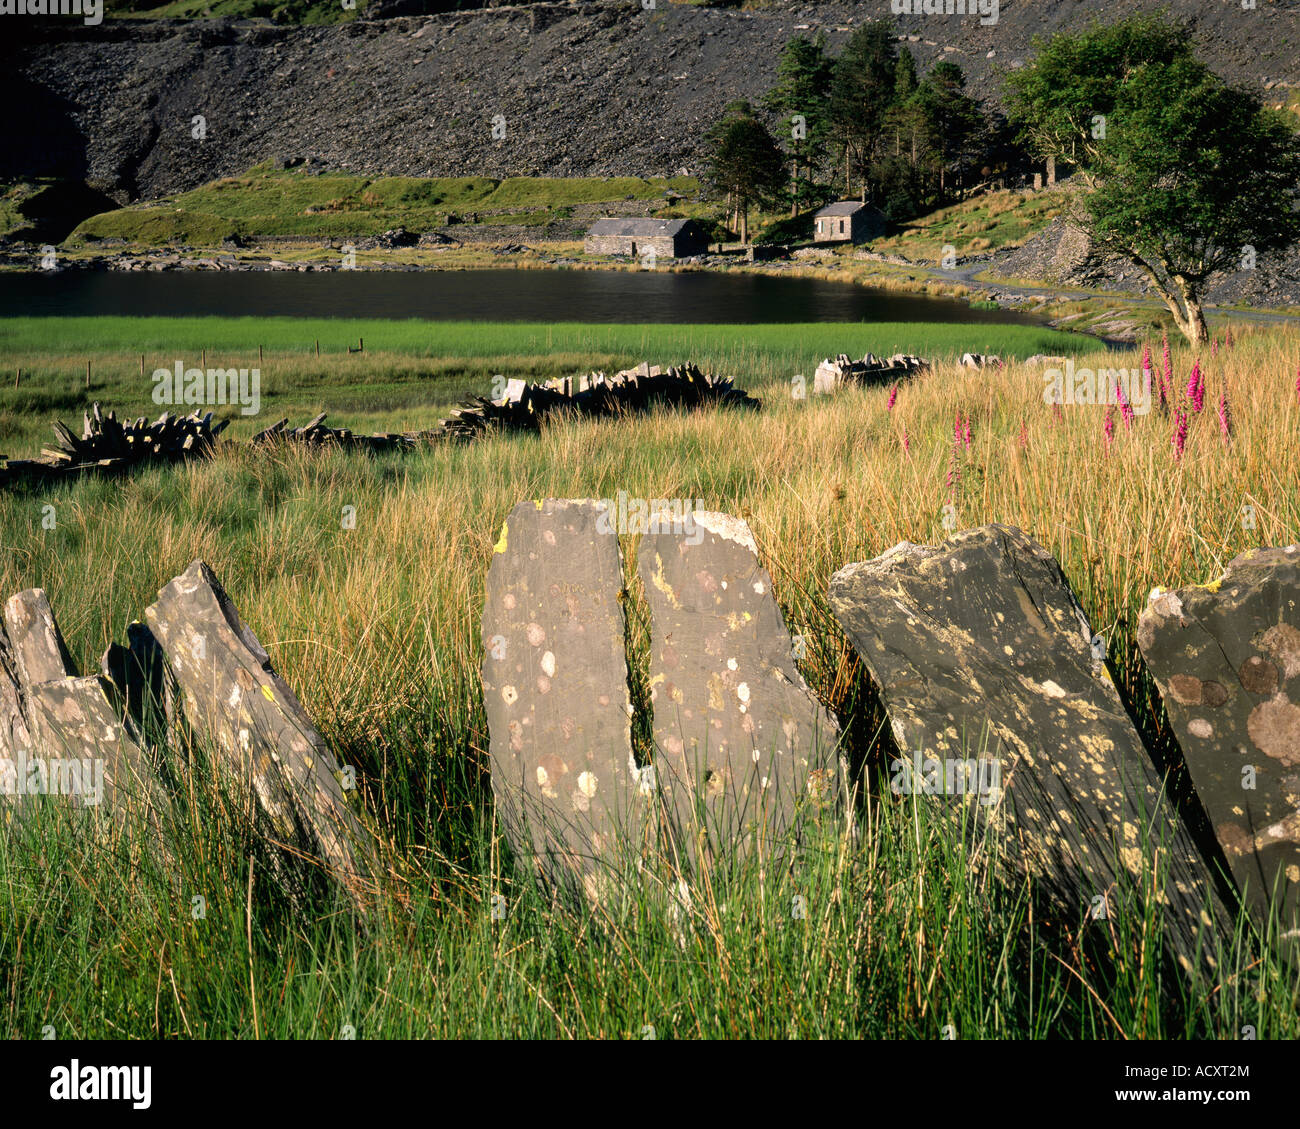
[494,520,509,554]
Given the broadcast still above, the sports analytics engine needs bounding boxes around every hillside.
[7,0,1300,206]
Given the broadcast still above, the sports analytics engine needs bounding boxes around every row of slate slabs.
[0,561,377,914]
[827,524,1300,971]
[482,500,842,903]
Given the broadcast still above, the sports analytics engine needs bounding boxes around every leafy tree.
[704,102,786,244]
[763,34,833,216]
[1006,15,1300,343]
[828,22,898,200]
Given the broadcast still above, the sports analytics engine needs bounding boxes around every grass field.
[2,317,1299,1039]
[0,316,1091,454]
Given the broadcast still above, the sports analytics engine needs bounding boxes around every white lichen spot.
[502,685,518,706]
[536,765,549,788]
[541,650,557,678]
[578,770,598,798]
[1040,680,1067,698]
[1188,718,1213,739]
[727,658,738,671]
[737,682,750,704]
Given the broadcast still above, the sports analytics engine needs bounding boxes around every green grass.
[115,0,365,23]
[874,186,1069,263]
[0,316,1093,455]
[69,170,700,247]
[3,319,1298,1039]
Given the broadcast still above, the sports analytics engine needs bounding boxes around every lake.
[0,268,1043,327]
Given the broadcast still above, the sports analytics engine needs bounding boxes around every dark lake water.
[0,268,1043,326]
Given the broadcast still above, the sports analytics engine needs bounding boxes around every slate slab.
[144,560,377,912]
[639,510,841,872]
[482,499,650,902]
[828,524,1233,971]
[2,589,168,845]
[1138,546,1300,956]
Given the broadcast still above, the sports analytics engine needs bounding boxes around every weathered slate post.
[828,524,1234,971]
[2,589,169,841]
[482,500,651,902]
[638,510,841,873]
[1138,546,1300,958]
[143,561,378,913]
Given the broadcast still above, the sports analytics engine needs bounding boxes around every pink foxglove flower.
[1187,360,1205,413]
[1172,408,1189,461]
[1116,381,1134,429]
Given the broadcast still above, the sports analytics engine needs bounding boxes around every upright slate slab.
[144,560,377,912]
[2,589,168,843]
[482,499,648,902]
[828,524,1232,970]
[639,511,841,871]
[1138,546,1300,955]
[0,621,34,761]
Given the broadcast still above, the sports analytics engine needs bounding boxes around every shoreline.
[4,240,1298,344]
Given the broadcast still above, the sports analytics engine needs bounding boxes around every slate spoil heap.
[440,362,761,440]
[251,412,443,452]
[0,405,227,487]
[812,353,930,395]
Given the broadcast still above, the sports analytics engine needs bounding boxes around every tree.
[915,62,983,202]
[704,102,787,244]
[1005,15,1300,343]
[828,22,898,200]
[763,34,832,217]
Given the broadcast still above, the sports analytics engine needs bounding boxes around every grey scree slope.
[1138,545,1300,959]
[482,500,650,901]
[639,510,842,872]
[828,523,1234,971]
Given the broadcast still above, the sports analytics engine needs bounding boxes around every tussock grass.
[1,323,1298,1038]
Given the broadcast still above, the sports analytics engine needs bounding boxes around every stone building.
[813,202,885,245]
[584,218,709,259]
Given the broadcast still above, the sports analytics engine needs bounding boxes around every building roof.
[587,218,695,237]
[814,201,869,217]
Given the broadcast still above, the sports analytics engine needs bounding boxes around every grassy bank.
[2,320,1299,1038]
[66,169,699,246]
